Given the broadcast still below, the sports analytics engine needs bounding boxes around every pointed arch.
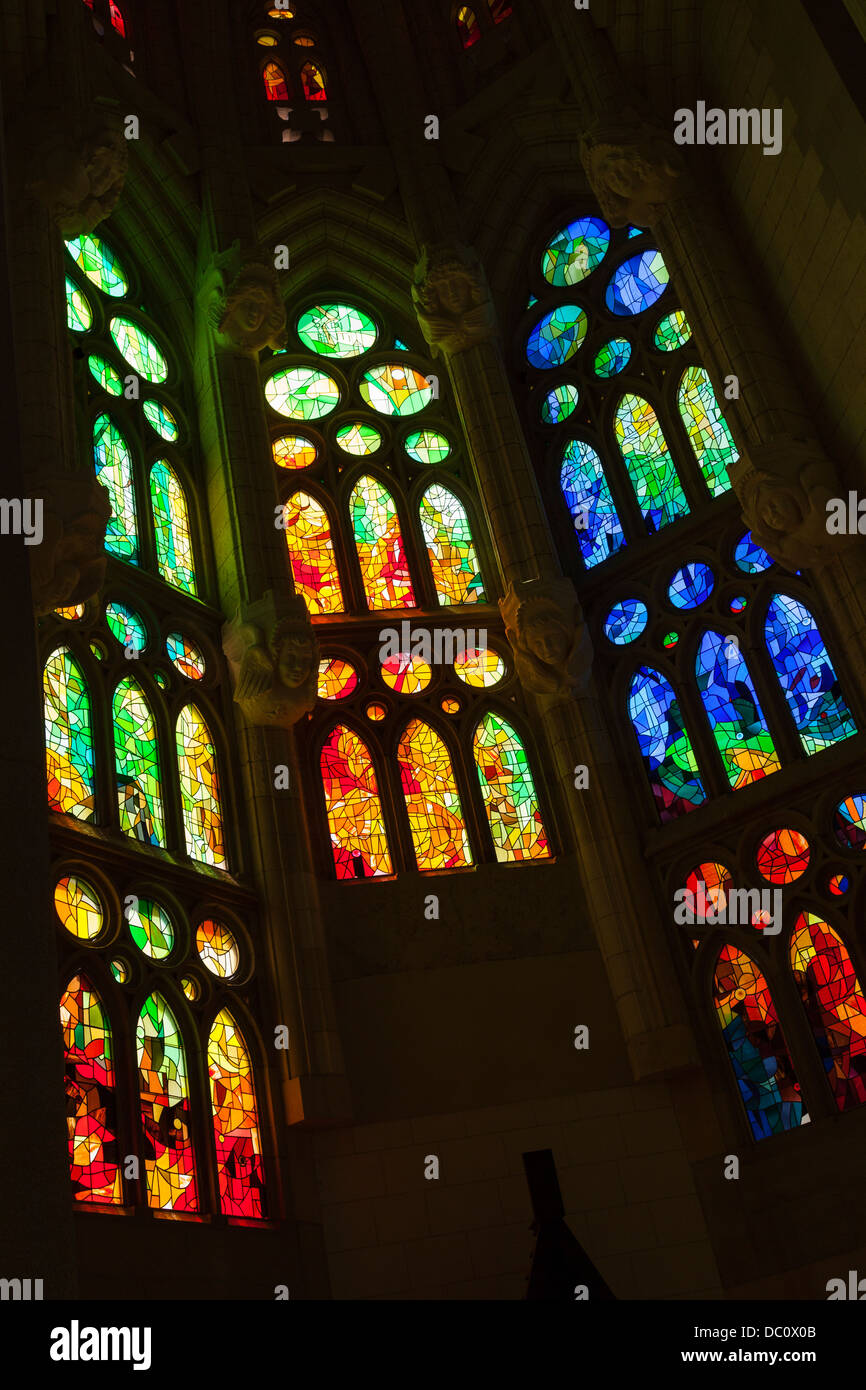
[790,912,866,1111]
[300,61,327,101]
[560,438,626,567]
[176,703,226,868]
[628,666,706,821]
[93,412,138,563]
[349,474,415,608]
[488,0,513,20]
[263,61,290,101]
[282,489,344,614]
[695,631,780,789]
[456,6,481,46]
[320,723,393,878]
[398,718,473,870]
[765,594,856,754]
[713,945,806,1139]
[61,973,122,1204]
[149,460,197,595]
[419,483,485,604]
[137,993,198,1211]
[472,711,549,861]
[614,392,688,531]
[44,647,95,821]
[677,366,737,497]
[207,1008,267,1218]
[112,677,164,846]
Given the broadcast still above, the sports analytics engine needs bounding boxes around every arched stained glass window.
[457,5,481,46]
[419,484,485,604]
[473,712,549,861]
[93,413,138,563]
[350,475,415,609]
[176,705,226,868]
[628,667,705,821]
[765,595,856,754]
[713,945,806,1139]
[695,632,780,790]
[614,394,688,531]
[109,1,125,35]
[560,438,625,568]
[488,0,513,21]
[282,491,344,614]
[208,1010,267,1218]
[44,648,95,821]
[150,461,197,596]
[263,61,289,101]
[61,974,122,1205]
[791,912,866,1111]
[677,366,736,497]
[320,724,392,878]
[398,719,472,870]
[300,61,327,100]
[137,994,198,1211]
[113,677,164,846]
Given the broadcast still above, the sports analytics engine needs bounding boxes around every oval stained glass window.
[317,658,358,700]
[335,421,381,455]
[734,531,774,573]
[366,701,388,721]
[604,598,648,644]
[109,959,129,983]
[265,367,340,420]
[109,317,168,383]
[453,648,506,687]
[55,876,104,941]
[142,400,179,442]
[297,303,378,357]
[66,279,92,332]
[654,310,691,351]
[166,633,206,681]
[87,354,123,396]
[526,305,588,369]
[593,338,632,378]
[405,430,451,465]
[105,601,147,653]
[683,862,735,923]
[127,897,174,960]
[196,919,240,979]
[605,250,669,316]
[273,434,317,469]
[834,795,866,850]
[359,364,433,416]
[66,235,129,297]
[668,562,714,609]
[541,217,610,286]
[540,383,579,424]
[756,828,810,884]
[55,605,85,620]
[380,653,432,695]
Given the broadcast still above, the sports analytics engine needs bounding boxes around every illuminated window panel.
[335,422,381,455]
[297,303,377,358]
[150,461,197,596]
[381,654,432,695]
[560,438,625,567]
[263,61,290,101]
[320,724,393,878]
[696,632,780,790]
[300,61,327,100]
[166,632,206,680]
[540,383,579,425]
[176,704,226,868]
[55,605,85,619]
[55,876,103,941]
[108,317,168,383]
[366,701,387,721]
[628,667,705,821]
[604,598,648,645]
[44,648,95,822]
[292,32,316,47]
[109,959,129,983]
[683,862,735,922]
[654,310,692,351]
[713,945,807,1139]
[828,872,849,896]
[615,394,688,531]
[317,658,358,700]
[668,561,713,610]
[87,353,122,396]
[420,484,485,605]
[756,828,810,884]
[734,531,774,573]
[65,235,128,297]
[791,912,866,1111]
[61,975,122,1204]
[359,364,433,416]
[454,647,505,687]
[405,430,451,464]
[113,677,164,846]
[93,413,138,563]
[677,366,736,496]
[208,1011,267,1218]
[488,0,512,19]
[105,601,147,653]
[196,919,240,979]
[66,278,92,332]
[457,5,481,46]
[541,217,609,287]
[593,338,631,378]
[137,994,198,1212]
[282,491,344,614]
[834,794,866,850]
[605,249,669,316]
[256,32,278,46]
[142,399,179,442]
[350,475,415,608]
[526,305,587,369]
[181,977,199,1001]
[267,5,294,16]
[473,712,550,861]
[442,697,460,714]
[265,367,340,420]
[127,897,175,959]
[765,594,856,754]
[398,719,473,870]
[273,434,317,469]
[109,0,125,34]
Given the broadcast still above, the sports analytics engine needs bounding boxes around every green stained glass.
[526,305,588,369]
[614,393,689,532]
[65,235,129,297]
[473,712,549,862]
[335,421,381,455]
[541,217,610,287]
[350,475,416,608]
[137,994,197,1211]
[150,461,197,595]
[297,303,378,357]
[419,484,485,604]
[44,647,94,822]
[109,959,129,983]
[109,316,168,384]
[405,430,451,464]
[154,671,168,689]
[359,364,433,416]
[105,602,147,654]
[677,366,737,497]
[66,278,92,332]
[142,399,179,441]
[93,413,138,563]
[654,310,691,351]
[127,898,175,960]
[113,677,164,847]
[540,383,579,424]
[265,367,340,420]
[87,354,123,396]
[593,338,632,378]
[176,704,226,868]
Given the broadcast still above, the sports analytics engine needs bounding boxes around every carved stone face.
[746,473,803,534]
[276,633,314,688]
[523,615,570,667]
[222,284,270,337]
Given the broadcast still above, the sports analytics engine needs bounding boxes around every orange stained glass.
[55,604,85,620]
[300,61,327,100]
[398,719,472,871]
[441,697,461,714]
[208,1010,267,1218]
[791,912,866,1111]
[420,484,485,604]
[282,490,344,614]
[457,6,481,47]
[365,701,388,721]
[61,974,123,1205]
[263,62,289,101]
[320,724,392,879]
[381,653,432,694]
[176,704,226,868]
[473,711,550,862]
[349,475,415,609]
[317,657,359,700]
[273,434,317,470]
[55,876,104,941]
[137,993,198,1211]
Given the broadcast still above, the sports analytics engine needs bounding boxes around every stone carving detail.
[198,242,287,355]
[580,113,682,228]
[222,592,318,728]
[499,578,592,698]
[26,118,128,236]
[730,436,854,571]
[411,243,496,356]
[27,473,112,616]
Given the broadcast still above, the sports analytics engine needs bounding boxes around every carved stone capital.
[222,591,318,728]
[25,472,112,616]
[499,577,592,699]
[729,436,856,570]
[24,116,128,236]
[197,242,287,356]
[580,111,683,228]
[411,243,496,357]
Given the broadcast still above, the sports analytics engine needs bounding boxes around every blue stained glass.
[560,439,625,568]
[605,250,669,316]
[668,562,714,610]
[765,595,856,755]
[628,667,706,822]
[614,394,688,532]
[734,531,774,574]
[541,383,579,424]
[394,338,409,350]
[593,338,632,378]
[696,631,780,790]
[627,226,644,238]
[604,599,648,645]
[526,306,588,369]
[541,217,610,287]
[526,295,538,309]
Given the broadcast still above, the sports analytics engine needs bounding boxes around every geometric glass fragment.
[320,723,392,879]
[695,631,780,790]
[668,561,714,610]
[541,216,610,287]
[472,712,549,861]
[605,249,669,316]
[765,594,856,755]
[560,438,625,567]
[281,491,344,614]
[137,994,198,1211]
[66,278,93,332]
[419,483,485,604]
[113,677,164,846]
[733,531,774,573]
[833,794,866,851]
[628,666,706,821]
[176,704,226,868]
[677,366,737,496]
[526,305,588,369]
[398,718,472,870]
[44,647,95,822]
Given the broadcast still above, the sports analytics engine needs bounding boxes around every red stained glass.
[208,1010,267,1218]
[321,724,392,879]
[61,975,122,1205]
[300,61,327,101]
[791,913,866,1111]
[263,62,290,102]
[756,827,810,884]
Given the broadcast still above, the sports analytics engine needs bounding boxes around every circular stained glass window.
[181,976,200,1001]
[265,367,340,420]
[54,876,104,941]
[317,658,359,700]
[683,862,734,923]
[105,602,147,653]
[441,697,460,714]
[663,631,679,649]
[166,632,206,680]
[197,919,240,978]
[109,316,168,383]
[453,647,506,687]
[380,653,432,694]
[540,383,579,424]
[541,217,610,286]
[142,399,179,442]
[828,872,849,896]
[756,828,810,884]
[359,364,433,415]
[834,794,866,850]
[730,596,747,614]
[66,234,129,297]
[668,562,714,609]
[127,897,175,960]
[654,310,691,351]
[365,700,388,721]
[273,434,317,469]
[604,598,648,645]
[88,354,123,396]
[110,958,129,983]
[593,338,632,378]
[604,249,669,316]
[734,531,774,574]
[526,305,588,369]
[335,421,381,455]
[297,303,378,358]
[405,430,451,464]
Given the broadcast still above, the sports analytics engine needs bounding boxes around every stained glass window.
[265,367,340,420]
[526,305,588,369]
[166,632,206,680]
[350,475,415,609]
[263,61,289,100]
[615,394,688,531]
[142,399,179,442]
[109,316,168,383]
[65,235,128,297]
[137,994,198,1211]
[109,0,125,35]
[605,250,669,316]
[473,712,549,861]
[105,601,147,653]
[765,594,856,754]
[113,677,164,846]
[88,354,123,396]
[756,828,810,884]
[668,561,714,609]
[176,704,226,868]
[300,61,327,100]
[43,645,94,828]
[405,430,451,464]
[336,422,381,455]
[488,0,512,19]
[593,338,631,378]
[683,862,734,922]
[677,366,736,496]
[150,461,197,595]
[454,648,506,687]
[540,383,580,425]
[734,531,773,574]
[541,217,609,286]
[604,598,648,645]
[398,719,472,870]
[273,434,317,470]
[208,1011,267,1218]
[66,279,92,332]
[297,303,377,357]
[320,724,393,878]
[127,897,175,959]
[695,632,780,789]
[197,920,240,978]
[61,975,122,1204]
[381,654,432,694]
[419,484,485,604]
[654,310,691,351]
[834,794,866,850]
[93,413,138,563]
[317,658,358,700]
[628,666,705,821]
[359,364,433,416]
[282,491,344,614]
[791,912,866,1111]
[560,438,625,568]
[457,5,481,46]
[55,876,104,941]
